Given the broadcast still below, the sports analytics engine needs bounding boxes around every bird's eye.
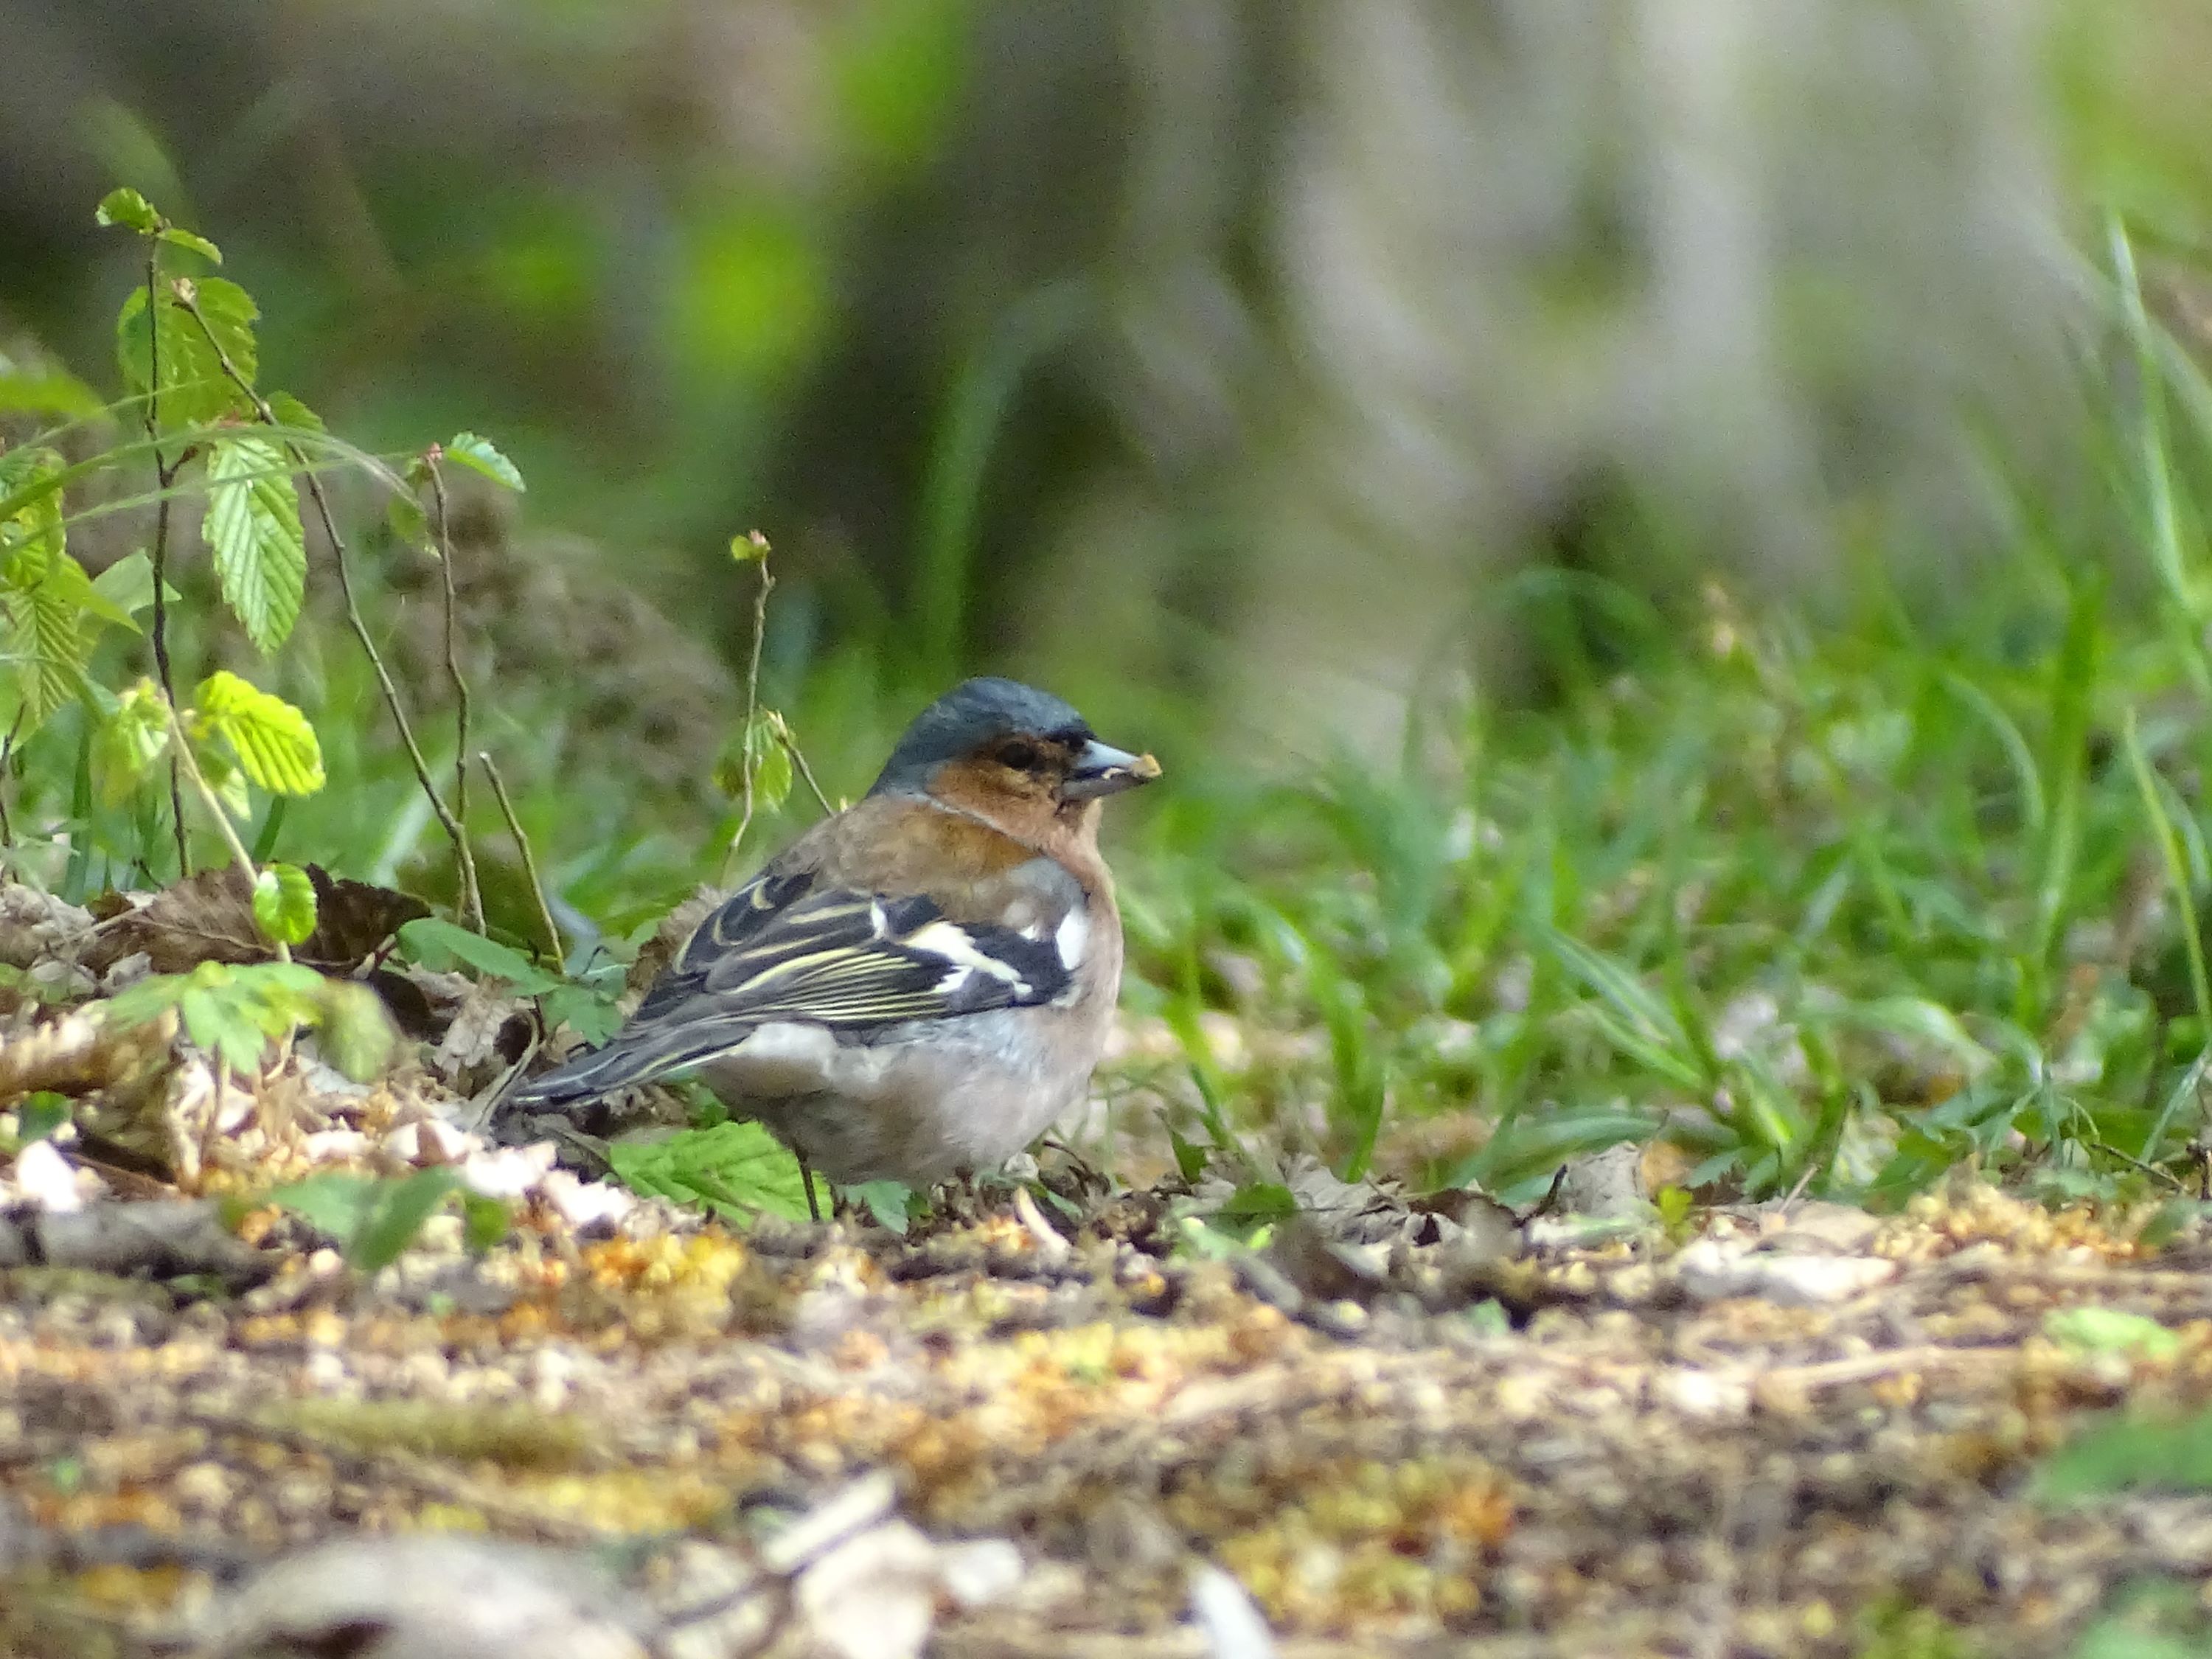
[995,740,1041,772]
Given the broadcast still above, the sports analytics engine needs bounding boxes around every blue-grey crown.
[869,677,1092,796]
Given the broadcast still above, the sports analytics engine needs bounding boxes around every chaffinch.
[507,677,1161,1188]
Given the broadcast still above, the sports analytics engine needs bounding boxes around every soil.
[4,1171,2211,1658]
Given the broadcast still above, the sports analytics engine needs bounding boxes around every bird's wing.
[508,863,1085,1105]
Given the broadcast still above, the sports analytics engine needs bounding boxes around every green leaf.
[845,1180,911,1235]
[385,490,430,549]
[0,445,65,584]
[89,550,182,619]
[198,747,252,821]
[540,982,622,1046]
[730,530,770,563]
[462,1192,511,1255]
[268,1168,459,1272]
[202,434,306,653]
[178,981,274,1073]
[2036,1408,2212,1502]
[252,862,318,946]
[15,1093,70,1146]
[1169,1127,1207,1185]
[312,980,395,1082]
[91,678,172,806]
[442,432,524,492]
[2045,1307,2180,1360]
[349,1168,462,1272]
[103,960,322,1055]
[0,363,103,420]
[95,187,161,233]
[263,392,325,434]
[117,275,258,431]
[608,1121,813,1224]
[397,916,561,994]
[1217,1181,1296,1228]
[0,538,111,736]
[266,1172,379,1241]
[192,670,325,795]
[752,721,794,815]
[156,225,222,264]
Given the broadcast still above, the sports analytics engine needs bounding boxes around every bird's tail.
[501,1018,755,1110]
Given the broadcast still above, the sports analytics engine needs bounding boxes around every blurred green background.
[3,0,2203,748]
[7,0,2212,1197]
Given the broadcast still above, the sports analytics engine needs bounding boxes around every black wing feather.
[507,869,1075,1106]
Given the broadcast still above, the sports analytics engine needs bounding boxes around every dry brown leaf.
[81,866,427,977]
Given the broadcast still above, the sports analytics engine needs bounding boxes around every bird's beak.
[1060,740,1163,801]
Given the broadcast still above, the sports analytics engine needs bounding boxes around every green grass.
[10,207,2212,1219]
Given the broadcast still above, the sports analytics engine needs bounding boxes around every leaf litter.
[2,884,2212,1655]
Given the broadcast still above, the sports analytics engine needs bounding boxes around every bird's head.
[871,677,1161,841]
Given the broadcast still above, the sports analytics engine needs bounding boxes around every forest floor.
[5,1138,2212,1659]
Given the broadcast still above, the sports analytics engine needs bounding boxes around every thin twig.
[720,550,776,883]
[172,282,473,897]
[159,700,288,964]
[141,248,190,877]
[427,458,483,933]
[0,706,21,846]
[777,713,835,815]
[479,750,561,963]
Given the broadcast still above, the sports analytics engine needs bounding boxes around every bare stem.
[141,248,190,877]
[719,553,777,883]
[0,708,21,847]
[173,285,475,894]
[427,460,483,933]
[479,751,562,963]
[779,715,835,815]
[161,700,288,964]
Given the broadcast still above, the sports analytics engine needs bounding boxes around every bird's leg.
[798,1152,821,1222]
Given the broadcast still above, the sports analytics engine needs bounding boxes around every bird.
[504,677,1161,1203]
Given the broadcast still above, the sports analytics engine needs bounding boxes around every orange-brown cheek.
[929,760,1060,841]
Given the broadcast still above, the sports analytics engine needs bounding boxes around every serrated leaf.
[102,960,321,1053]
[0,558,110,736]
[178,982,271,1073]
[156,225,222,264]
[442,432,524,491]
[397,916,560,993]
[203,434,305,653]
[91,678,172,805]
[193,670,324,796]
[95,187,161,233]
[608,1121,812,1224]
[0,445,65,585]
[89,550,181,619]
[252,862,318,946]
[117,276,258,431]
